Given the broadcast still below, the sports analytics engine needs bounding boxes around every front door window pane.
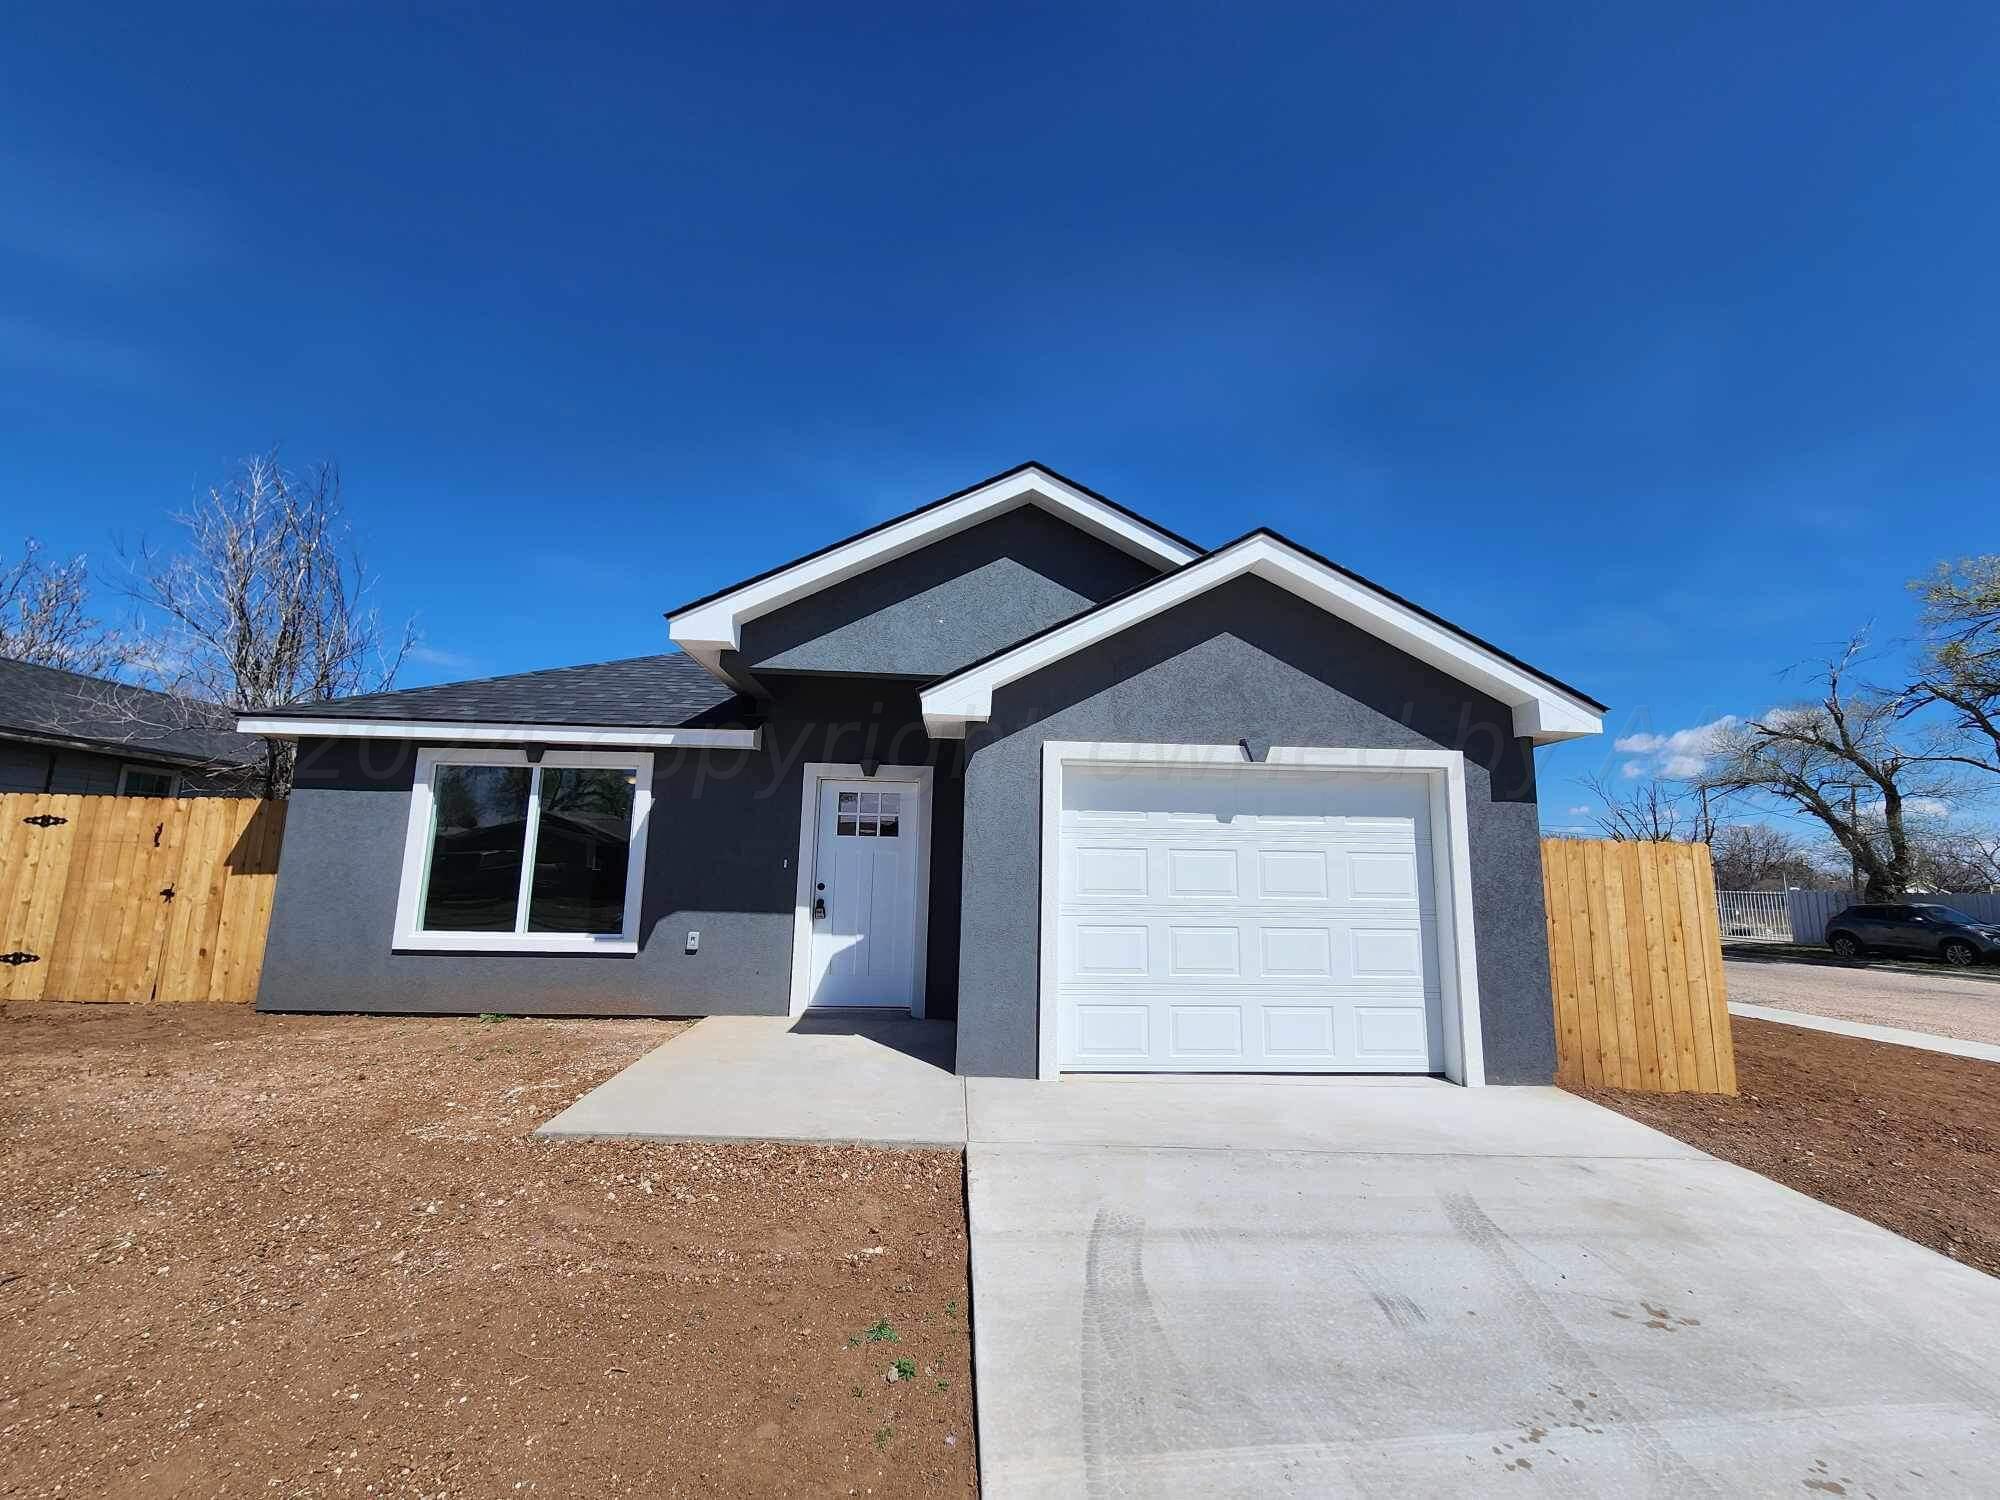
[528,768,637,933]
[423,766,532,931]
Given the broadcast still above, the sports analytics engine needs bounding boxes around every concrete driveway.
[965,1077,2000,1497]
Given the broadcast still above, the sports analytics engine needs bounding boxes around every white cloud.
[1613,716,1737,780]
[1859,796,1951,821]
[407,644,479,672]
[1566,805,1592,816]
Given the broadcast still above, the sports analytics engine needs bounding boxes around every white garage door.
[1055,764,1445,1073]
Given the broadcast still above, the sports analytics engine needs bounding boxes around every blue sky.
[3,3,1996,829]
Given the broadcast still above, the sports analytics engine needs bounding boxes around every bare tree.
[1578,770,1720,843]
[0,538,124,676]
[118,454,414,796]
[1839,813,2000,894]
[1908,555,2000,776]
[1709,822,1832,891]
[1695,639,1964,898]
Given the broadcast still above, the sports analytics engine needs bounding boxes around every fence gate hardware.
[22,814,67,828]
[0,951,40,966]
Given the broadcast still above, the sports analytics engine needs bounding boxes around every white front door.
[1055,764,1445,1072]
[807,779,922,1009]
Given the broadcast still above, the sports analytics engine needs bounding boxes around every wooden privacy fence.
[1542,838,1737,1095]
[0,794,286,1004]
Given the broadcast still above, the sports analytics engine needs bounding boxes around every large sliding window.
[393,747,653,952]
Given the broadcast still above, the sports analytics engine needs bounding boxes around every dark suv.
[1823,903,2000,966]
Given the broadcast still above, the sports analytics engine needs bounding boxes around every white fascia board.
[921,534,1603,746]
[666,466,1199,658]
[237,716,760,749]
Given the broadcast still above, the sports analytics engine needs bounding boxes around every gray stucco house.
[0,656,260,797]
[243,464,1603,1083]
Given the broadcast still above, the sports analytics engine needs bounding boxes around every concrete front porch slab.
[536,1014,966,1147]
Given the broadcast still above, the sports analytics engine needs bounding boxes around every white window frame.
[1037,741,1485,1085]
[117,763,183,797]
[393,746,653,954]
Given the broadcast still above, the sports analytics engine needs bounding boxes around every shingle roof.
[254,652,752,728]
[0,657,261,768]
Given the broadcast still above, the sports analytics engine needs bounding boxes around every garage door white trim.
[1037,742,1484,1085]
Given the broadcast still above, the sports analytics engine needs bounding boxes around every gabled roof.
[919,530,1606,745]
[238,653,760,749]
[667,462,1201,677]
[0,656,259,768]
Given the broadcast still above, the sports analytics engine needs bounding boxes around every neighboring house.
[242,463,1604,1083]
[0,657,261,797]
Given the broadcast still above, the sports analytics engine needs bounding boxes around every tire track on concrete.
[1439,1189,1718,1495]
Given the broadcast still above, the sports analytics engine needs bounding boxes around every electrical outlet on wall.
[685,931,699,953]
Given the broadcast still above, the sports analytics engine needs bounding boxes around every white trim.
[238,715,759,749]
[392,746,654,955]
[668,466,1199,666]
[117,762,183,798]
[787,762,936,1018]
[925,534,1603,746]
[1036,741,1485,1086]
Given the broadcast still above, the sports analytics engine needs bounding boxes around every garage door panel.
[1351,927,1425,979]
[1257,848,1329,900]
[1071,1003,1150,1060]
[1170,1005,1244,1057]
[1072,845,1149,897]
[1353,1005,1430,1062]
[1057,764,1445,1074]
[1166,847,1239,898]
[1260,926,1332,977]
[1072,923,1149,977]
[1262,1004,1337,1057]
[1061,916,1438,987]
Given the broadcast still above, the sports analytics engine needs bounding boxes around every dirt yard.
[0,1004,976,1498]
[1577,1016,2000,1278]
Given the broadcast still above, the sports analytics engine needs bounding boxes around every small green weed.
[874,1426,893,1449]
[893,1357,916,1381]
[935,1378,949,1392]
[864,1318,898,1343]
[944,1299,958,1319]
[850,1384,863,1398]
[477,1012,511,1024]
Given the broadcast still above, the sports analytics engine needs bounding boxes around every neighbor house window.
[118,764,181,797]
[392,747,653,953]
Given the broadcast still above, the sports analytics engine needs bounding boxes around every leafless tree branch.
[0,539,124,676]
[108,453,414,796]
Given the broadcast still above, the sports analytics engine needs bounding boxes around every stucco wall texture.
[953,574,1556,1083]
[732,504,1162,679]
[256,682,965,1020]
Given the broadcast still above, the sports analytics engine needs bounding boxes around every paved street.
[1725,953,2000,1046]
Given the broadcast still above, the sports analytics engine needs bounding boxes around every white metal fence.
[1715,891,1794,942]
[1784,889,2000,945]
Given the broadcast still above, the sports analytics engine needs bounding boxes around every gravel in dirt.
[1576,1016,2000,1278]
[1725,951,2000,1045]
[0,1004,976,1498]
